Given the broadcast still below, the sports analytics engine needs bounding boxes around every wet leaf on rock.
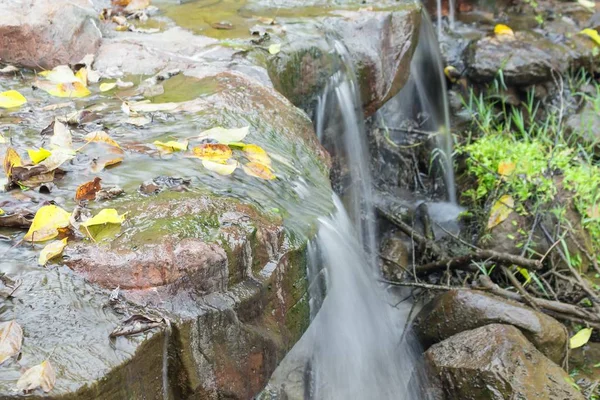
[198,126,249,144]
[242,162,275,180]
[0,320,23,365]
[50,119,73,150]
[16,360,56,393]
[202,159,238,175]
[153,140,188,154]
[80,209,125,241]
[4,148,23,179]
[24,205,71,242]
[84,131,121,149]
[191,144,232,161]
[38,238,68,266]
[487,195,514,229]
[99,82,117,92]
[27,148,52,165]
[494,24,514,37]
[0,90,27,109]
[570,327,593,349]
[110,314,164,337]
[581,28,600,46]
[243,144,271,166]
[268,43,281,55]
[34,80,91,98]
[75,177,102,201]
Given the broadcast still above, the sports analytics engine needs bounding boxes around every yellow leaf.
[39,65,77,84]
[99,82,117,92]
[498,161,516,177]
[81,209,125,227]
[0,134,6,144]
[75,67,88,87]
[0,320,23,365]
[570,328,593,349]
[84,131,121,149]
[24,205,71,242]
[269,43,281,55]
[243,144,271,166]
[198,126,249,144]
[36,80,91,98]
[27,148,52,164]
[444,66,460,83]
[153,140,188,154]
[38,238,68,266]
[191,144,232,161]
[487,195,514,229]
[494,24,514,37]
[581,28,600,46]
[0,90,27,109]
[3,147,22,178]
[16,360,56,393]
[202,159,238,175]
[0,209,4,216]
[243,162,275,180]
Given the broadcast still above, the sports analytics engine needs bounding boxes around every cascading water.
[435,0,456,38]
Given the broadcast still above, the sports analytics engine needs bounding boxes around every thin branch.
[417,249,542,275]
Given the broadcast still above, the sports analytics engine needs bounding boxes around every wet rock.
[566,101,600,152]
[380,236,411,281]
[414,290,568,364]
[266,2,421,116]
[0,0,101,69]
[426,324,584,400]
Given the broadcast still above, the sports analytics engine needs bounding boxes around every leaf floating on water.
[487,194,514,229]
[39,65,78,84]
[99,82,117,92]
[24,205,71,242]
[50,119,73,151]
[84,131,121,149]
[38,238,68,266]
[75,67,88,87]
[110,314,164,338]
[16,360,56,393]
[494,24,514,37]
[0,320,23,365]
[580,28,600,46]
[242,162,275,180]
[153,140,188,154]
[27,148,52,165]
[198,126,249,144]
[498,161,516,177]
[4,148,23,179]
[570,328,593,349]
[202,159,238,176]
[18,171,55,189]
[191,144,232,161]
[0,90,27,109]
[243,144,271,166]
[82,209,125,227]
[268,43,281,55]
[75,177,102,201]
[35,80,91,98]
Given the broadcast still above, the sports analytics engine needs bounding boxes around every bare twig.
[501,266,541,312]
[417,250,542,275]
[380,280,473,291]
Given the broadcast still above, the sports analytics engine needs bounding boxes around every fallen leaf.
[100,82,117,92]
[494,24,514,37]
[444,66,460,83]
[50,119,73,150]
[35,80,91,98]
[16,360,56,393]
[27,148,52,164]
[38,149,74,172]
[487,194,514,229]
[91,156,124,173]
[126,116,151,126]
[570,328,593,349]
[191,144,232,161]
[75,67,88,87]
[269,43,281,54]
[581,28,600,46]
[75,177,102,201]
[95,186,124,201]
[0,65,19,74]
[110,314,164,337]
[0,320,23,365]
[578,0,595,9]
[242,162,275,180]
[38,238,68,266]
[81,209,126,227]
[4,148,23,178]
[80,208,125,241]
[84,131,121,149]
[498,161,516,177]
[153,140,188,154]
[24,205,71,242]
[202,159,238,175]
[0,90,27,109]
[19,171,55,188]
[243,144,271,166]
[39,65,78,84]
[198,126,249,144]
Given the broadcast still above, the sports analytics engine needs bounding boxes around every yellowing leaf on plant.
[498,161,516,177]
[269,43,281,55]
[38,238,68,266]
[154,140,188,154]
[243,144,271,166]
[494,24,514,37]
[581,28,600,46]
[487,194,514,229]
[24,205,71,242]
[99,82,117,92]
[570,328,593,349]
[191,144,232,161]
[198,126,249,144]
[84,131,121,149]
[202,159,238,175]
[243,162,275,180]
[27,148,52,164]
[4,147,22,178]
[16,360,56,393]
[0,90,27,109]
[0,320,23,365]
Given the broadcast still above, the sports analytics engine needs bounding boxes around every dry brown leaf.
[75,177,102,201]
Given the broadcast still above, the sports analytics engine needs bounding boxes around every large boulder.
[425,324,585,400]
[0,0,102,69]
[414,290,568,364]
